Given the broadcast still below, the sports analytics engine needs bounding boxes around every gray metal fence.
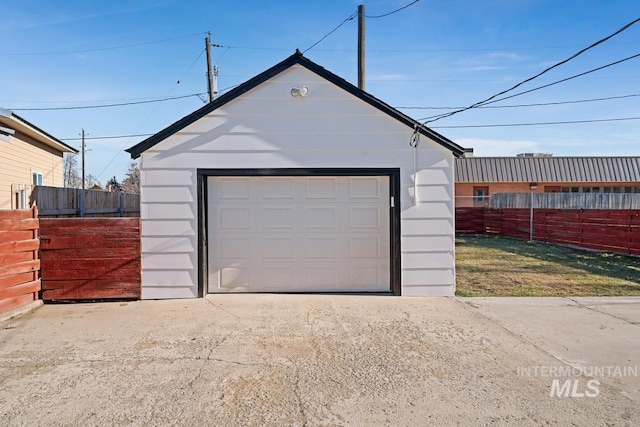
[491,193,640,209]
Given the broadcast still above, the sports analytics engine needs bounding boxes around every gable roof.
[0,108,78,154]
[455,156,640,183]
[126,50,465,159]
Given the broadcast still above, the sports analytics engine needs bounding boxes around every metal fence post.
[79,192,84,218]
[119,192,124,217]
[529,192,534,242]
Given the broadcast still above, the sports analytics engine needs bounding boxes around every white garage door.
[207,175,390,293]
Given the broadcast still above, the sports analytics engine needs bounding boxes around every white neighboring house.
[127,51,466,298]
[0,108,78,210]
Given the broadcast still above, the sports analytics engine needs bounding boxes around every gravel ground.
[0,295,638,426]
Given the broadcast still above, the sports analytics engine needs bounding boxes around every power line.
[62,133,154,141]
[429,116,640,129]
[0,32,207,56]
[193,40,640,53]
[8,93,206,111]
[422,16,640,124]
[94,46,207,180]
[303,11,358,53]
[60,115,640,141]
[365,0,421,18]
[478,52,640,106]
[417,52,640,122]
[396,93,640,110]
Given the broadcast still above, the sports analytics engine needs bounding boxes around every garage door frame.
[197,168,401,296]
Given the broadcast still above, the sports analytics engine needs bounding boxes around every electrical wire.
[419,52,640,122]
[416,52,640,122]
[0,32,207,56]
[8,93,207,111]
[94,46,207,180]
[477,52,640,106]
[422,16,640,124]
[192,40,640,53]
[303,11,358,53]
[396,93,640,110]
[429,116,640,129]
[365,0,421,18]
[62,133,155,141]
[61,115,640,141]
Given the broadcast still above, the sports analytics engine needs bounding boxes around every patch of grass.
[455,235,640,297]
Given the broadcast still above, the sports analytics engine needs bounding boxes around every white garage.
[127,51,465,299]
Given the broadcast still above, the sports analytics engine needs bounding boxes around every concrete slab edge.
[0,300,44,324]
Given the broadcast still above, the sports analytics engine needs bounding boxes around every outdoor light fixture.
[290,86,309,97]
[530,182,538,190]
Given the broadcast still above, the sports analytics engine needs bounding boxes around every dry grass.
[455,235,640,297]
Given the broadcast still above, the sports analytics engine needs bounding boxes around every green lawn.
[455,235,640,297]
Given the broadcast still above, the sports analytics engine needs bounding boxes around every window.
[32,172,43,186]
[473,186,489,205]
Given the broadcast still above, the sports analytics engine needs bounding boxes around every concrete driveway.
[1,295,638,426]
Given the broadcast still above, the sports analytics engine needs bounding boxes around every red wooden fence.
[0,208,40,314]
[456,207,640,256]
[39,218,141,300]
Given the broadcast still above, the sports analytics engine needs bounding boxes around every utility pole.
[358,4,365,90]
[81,128,85,190]
[205,32,215,102]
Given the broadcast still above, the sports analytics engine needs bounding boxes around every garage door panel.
[262,177,295,199]
[216,265,250,289]
[305,177,338,199]
[305,206,338,229]
[349,265,388,289]
[208,175,390,293]
[305,237,337,259]
[261,265,295,290]
[262,207,295,229]
[305,266,338,289]
[348,206,382,229]
[218,237,250,259]
[218,207,250,229]
[349,176,383,199]
[217,177,251,199]
[349,236,381,258]
[262,237,294,259]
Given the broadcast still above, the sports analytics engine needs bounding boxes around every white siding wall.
[139,65,456,299]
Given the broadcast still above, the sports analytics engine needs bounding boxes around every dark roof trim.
[0,110,78,153]
[13,112,79,153]
[126,50,465,159]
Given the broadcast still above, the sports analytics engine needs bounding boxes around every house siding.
[139,65,456,299]
[0,131,64,209]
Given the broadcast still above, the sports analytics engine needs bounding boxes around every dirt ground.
[1,295,638,426]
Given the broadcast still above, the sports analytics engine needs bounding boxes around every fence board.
[0,208,40,315]
[0,280,40,300]
[31,186,140,218]
[40,218,141,301]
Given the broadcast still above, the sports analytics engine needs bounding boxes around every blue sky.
[2,0,639,184]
